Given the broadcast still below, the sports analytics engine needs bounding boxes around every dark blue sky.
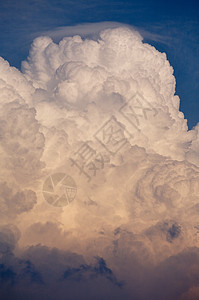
[0,0,198,128]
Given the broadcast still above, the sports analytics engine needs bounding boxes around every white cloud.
[0,24,199,299]
[34,22,139,42]
[34,22,170,46]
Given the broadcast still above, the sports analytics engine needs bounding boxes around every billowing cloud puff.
[0,182,37,221]
[21,27,196,161]
[0,101,45,184]
[0,25,199,299]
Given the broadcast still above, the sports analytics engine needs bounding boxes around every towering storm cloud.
[0,26,199,299]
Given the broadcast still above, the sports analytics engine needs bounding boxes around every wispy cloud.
[34,21,171,45]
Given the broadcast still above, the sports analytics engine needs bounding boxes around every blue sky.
[0,0,198,128]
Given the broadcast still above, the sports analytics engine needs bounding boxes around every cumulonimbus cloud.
[0,25,199,299]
